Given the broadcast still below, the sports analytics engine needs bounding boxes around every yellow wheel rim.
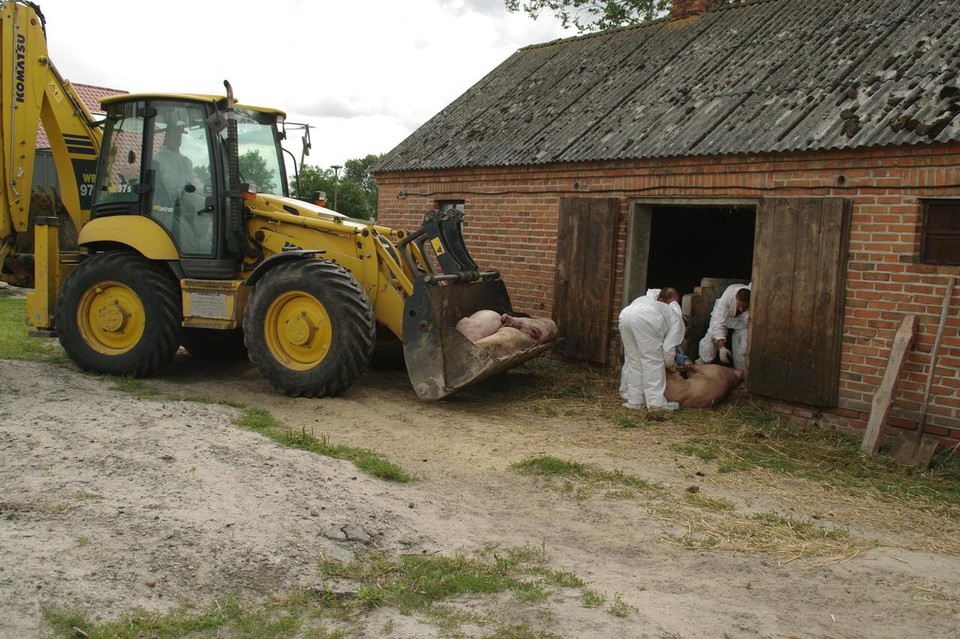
[263,290,332,371]
[76,280,146,355]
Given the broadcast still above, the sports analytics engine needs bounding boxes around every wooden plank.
[862,314,919,454]
[791,197,850,406]
[813,198,851,406]
[748,198,799,396]
[786,198,822,403]
[553,198,620,363]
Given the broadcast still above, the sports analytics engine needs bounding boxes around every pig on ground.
[664,363,743,408]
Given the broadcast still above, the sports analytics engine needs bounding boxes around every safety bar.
[423,270,501,284]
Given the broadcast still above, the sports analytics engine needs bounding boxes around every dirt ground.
[2,350,960,638]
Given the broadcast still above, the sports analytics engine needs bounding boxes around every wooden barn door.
[553,198,620,363]
[749,197,851,406]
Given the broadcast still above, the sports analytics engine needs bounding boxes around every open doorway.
[622,202,756,355]
[646,205,755,293]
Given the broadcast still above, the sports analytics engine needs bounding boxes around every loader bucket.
[402,277,555,400]
[397,209,557,400]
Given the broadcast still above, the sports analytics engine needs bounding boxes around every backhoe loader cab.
[90,94,288,270]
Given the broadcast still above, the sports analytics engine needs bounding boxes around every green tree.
[333,180,374,220]
[290,156,383,221]
[294,164,335,202]
[239,150,276,193]
[343,154,383,219]
[506,0,731,32]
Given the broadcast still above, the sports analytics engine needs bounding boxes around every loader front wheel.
[56,252,182,377]
[244,259,375,397]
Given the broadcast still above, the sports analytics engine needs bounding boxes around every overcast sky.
[34,0,574,171]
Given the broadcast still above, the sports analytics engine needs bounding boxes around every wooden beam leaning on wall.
[861,314,918,454]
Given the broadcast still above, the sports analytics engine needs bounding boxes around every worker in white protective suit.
[697,283,751,371]
[618,288,685,411]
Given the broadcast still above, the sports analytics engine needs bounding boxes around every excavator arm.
[0,1,101,328]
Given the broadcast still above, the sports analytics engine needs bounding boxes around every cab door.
[93,100,218,260]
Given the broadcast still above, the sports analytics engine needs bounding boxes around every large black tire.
[55,252,182,377]
[180,327,247,361]
[244,259,375,397]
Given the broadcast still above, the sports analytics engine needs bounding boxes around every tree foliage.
[506,0,731,32]
[291,153,384,221]
[239,150,276,193]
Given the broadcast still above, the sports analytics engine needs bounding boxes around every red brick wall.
[375,144,960,444]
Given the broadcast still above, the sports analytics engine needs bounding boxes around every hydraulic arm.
[0,0,100,306]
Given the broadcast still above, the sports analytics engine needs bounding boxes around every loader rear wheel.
[244,259,375,397]
[56,252,182,377]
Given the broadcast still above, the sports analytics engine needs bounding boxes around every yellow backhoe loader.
[0,0,556,400]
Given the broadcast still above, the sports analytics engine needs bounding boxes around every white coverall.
[698,282,751,371]
[618,289,685,410]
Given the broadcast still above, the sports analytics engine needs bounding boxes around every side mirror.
[206,110,227,134]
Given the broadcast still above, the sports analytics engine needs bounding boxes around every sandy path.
[2,356,958,638]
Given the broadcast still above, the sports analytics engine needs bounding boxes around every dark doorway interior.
[645,205,756,296]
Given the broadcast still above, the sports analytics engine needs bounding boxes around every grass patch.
[0,294,66,363]
[608,593,637,618]
[612,413,643,429]
[580,588,605,608]
[320,546,573,616]
[51,545,601,637]
[45,594,325,639]
[669,442,718,461]
[668,405,960,510]
[233,407,281,431]
[512,455,656,500]
[234,409,413,483]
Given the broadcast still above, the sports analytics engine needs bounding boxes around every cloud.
[293,96,388,120]
[437,0,508,16]
[34,0,573,170]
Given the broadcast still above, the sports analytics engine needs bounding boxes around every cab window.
[93,102,143,206]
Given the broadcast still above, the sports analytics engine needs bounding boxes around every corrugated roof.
[36,83,126,149]
[376,0,960,172]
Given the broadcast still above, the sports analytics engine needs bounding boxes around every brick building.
[374,0,960,444]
